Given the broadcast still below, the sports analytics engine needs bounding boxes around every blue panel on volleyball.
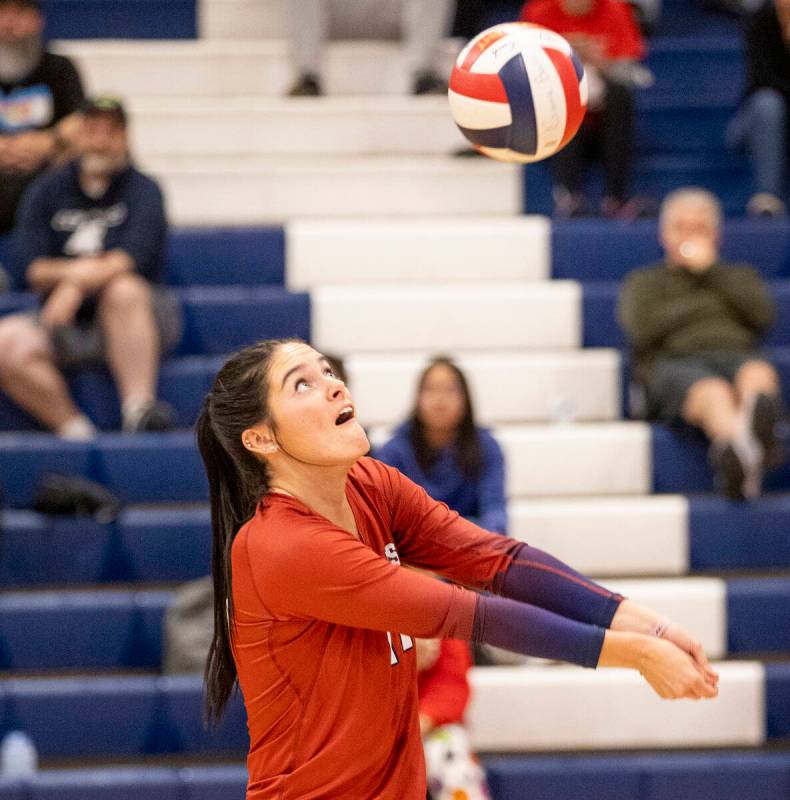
[156,676,248,755]
[120,508,211,582]
[96,433,207,504]
[498,53,538,156]
[0,435,94,508]
[0,513,112,586]
[765,662,790,739]
[6,677,158,757]
[178,287,310,356]
[644,752,790,800]
[485,755,641,800]
[40,1,196,39]
[30,769,181,800]
[0,592,135,670]
[166,227,285,287]
[727,579,790,654]
[181,766,248,800]
[690,494,790,571]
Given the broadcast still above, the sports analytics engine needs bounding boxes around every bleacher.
[0,0,789,797]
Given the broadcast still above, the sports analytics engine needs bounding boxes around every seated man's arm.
[704,265,776,333]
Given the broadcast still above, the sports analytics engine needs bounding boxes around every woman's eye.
[295,379,311,392]
[323,367,336,378]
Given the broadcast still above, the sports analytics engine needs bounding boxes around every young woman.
[376,356,507,534]
[196,338,719,800]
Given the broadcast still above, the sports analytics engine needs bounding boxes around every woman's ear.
[242,426,278,456]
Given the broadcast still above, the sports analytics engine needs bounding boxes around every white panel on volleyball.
[510,495,689,577]
[346,350,619,428]
[128,97,468,159]
[606,577,727,658]
[467,662,764,752]
[140,157,521,225]
[54,39,462,97]
[497,422,651,498]
[312,282,580,354]
[286,217,550,289]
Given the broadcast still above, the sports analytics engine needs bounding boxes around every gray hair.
[659,187,723,231]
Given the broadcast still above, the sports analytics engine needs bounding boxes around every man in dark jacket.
[618,187,782,499]
[0,96,179,437]
[0,0,85,232]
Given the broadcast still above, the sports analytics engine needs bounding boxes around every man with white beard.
[0,96,180,437]
[0,0,84,233]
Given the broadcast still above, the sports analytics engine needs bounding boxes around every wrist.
[598,629,652,670]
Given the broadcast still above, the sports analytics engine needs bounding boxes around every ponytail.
[196,339,299,725]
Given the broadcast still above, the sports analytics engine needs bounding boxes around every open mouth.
[335,407,354,426]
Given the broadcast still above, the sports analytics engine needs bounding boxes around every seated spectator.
[417,638,491,800]
[0,0,85,234]
[375,356,507,533]
[618,187,783,499]
[286,0,455,96]
[0,96,179,438]
[726,0,790,217]
[520,0,649,219]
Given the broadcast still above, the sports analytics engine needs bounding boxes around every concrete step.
[136,156,521,224]
[199,0,288,38]
[312,281,580,354]
[286,216,550,288]
[345,349,620,427]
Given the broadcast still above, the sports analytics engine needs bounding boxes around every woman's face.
[263,342,369,466]
[416,363,467,435]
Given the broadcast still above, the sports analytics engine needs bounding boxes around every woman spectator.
[376,356,507,534]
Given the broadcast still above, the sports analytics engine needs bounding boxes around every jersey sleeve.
[236,512,478,640]
[374,459,521,589]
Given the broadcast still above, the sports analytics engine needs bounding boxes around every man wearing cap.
[0,96,180,436]
[0,0,84,233]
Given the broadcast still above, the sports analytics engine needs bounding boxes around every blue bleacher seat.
[165,228,284,287]
[40,0,196,39]
[690,494,790,571]
[29,768,181,800]
[766,663,790,740]
[727,578,790,654]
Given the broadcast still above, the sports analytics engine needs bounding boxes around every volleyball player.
[196,338,719,800]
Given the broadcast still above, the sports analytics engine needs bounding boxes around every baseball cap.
[80,96,128,127]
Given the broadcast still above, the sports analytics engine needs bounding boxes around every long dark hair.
[409,356,482,479]
[196,338,299,725]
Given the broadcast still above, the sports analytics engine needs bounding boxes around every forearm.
[705,268,775,330]
[609,598,666,636]
[27,258,80,292]
[493,542,623,627]
[597,628,652,670]
[93,250,135,288]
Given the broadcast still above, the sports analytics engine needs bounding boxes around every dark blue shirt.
[14,159,167,315]
[374,422,508,535]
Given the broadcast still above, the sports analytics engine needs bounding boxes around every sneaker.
[123,400,176,433]
[750,392,785,469]
[709,440,747,501]
[412,70,447,95]
[287,73,322,97]
[746,193,786,218]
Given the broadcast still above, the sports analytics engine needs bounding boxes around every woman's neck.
[422,426,455,450]
[268,462,355,531]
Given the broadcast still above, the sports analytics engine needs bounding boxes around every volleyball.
[448,22,588,164]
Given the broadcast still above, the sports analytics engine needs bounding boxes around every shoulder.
[477,428,503,457]
[23,162,72,203]
[622,263,667,286]
[39,52,80,76]
[716,262,765,281]
[125,166,164,197]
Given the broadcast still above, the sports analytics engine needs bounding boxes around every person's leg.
[0,314,93,436]
[681,376,740,441]
[96,273,161,419]
[549,123,589,215]
[287,0,328,95]
[600,80,635,206]
[403,0,455,93]
[730,89,787,214]
[734,358,783,467]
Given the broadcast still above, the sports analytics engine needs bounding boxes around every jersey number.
[386,632,414,665]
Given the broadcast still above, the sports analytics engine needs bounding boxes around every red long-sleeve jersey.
[230,457,520,799]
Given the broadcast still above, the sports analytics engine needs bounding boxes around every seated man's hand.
[40,280,85,329]
[4,131,56,173]
[676,237,717,273]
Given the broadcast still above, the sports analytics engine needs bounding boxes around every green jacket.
[617,261,776,381]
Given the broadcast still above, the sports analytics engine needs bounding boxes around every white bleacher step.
[54,39,461,97]
[369,422,650,497]
[312,281,580,353]
[128,96,466,157]
[200,0,288,39]
[138,156,521,225]
[286,217,550,288]
[497,422,651,497]
[346,350,620,427]
[467,661,764,752]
